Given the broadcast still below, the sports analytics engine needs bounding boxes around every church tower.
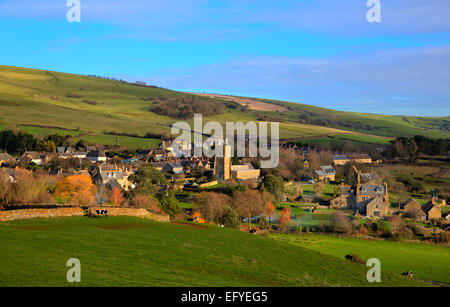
[214,145,231,181]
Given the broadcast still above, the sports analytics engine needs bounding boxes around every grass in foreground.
[0,217,430,287]
[273,234,449,285]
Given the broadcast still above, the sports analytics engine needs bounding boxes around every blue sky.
[1,0,449,116]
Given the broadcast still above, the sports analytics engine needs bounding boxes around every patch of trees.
[289,107,379,131]
[383,135,450,162]
[0,130,37,154]
[149,95,224,119]
[0,168,59,205]
[195,190,267,230]
[0,129,75,155]
[129,165,168,196]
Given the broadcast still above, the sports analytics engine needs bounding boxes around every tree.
[55,174,97,206]
[129,165,167,196]
[131,194,161,213]
[330,213,352,234]
[196,192,230,223]
[233,190,264,230]
[75,139,89,150]
[308,151,321,170]
[313,182,324,199]
[266,201,275,225]
[260,175,284,204]
[157,192,182,218]
[222,206,240,229]
[278,207,291,233]
[0,169,12,205]
[109,187,125,207]
[43,140,56,153]
[13,168,57,204]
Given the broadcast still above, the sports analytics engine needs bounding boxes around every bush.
[222,206,240,229]
[157,193,182,218]
[131,195,161,213]
[330,213,353,234]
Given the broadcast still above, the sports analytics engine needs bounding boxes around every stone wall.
[0,207,170,223]
[88,207,170,222]
[0,208,84,222]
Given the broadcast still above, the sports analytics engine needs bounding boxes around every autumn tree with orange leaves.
[266,201,275,225]
[278,207,291,233]
[109,187,125,207]
[55,174,97,206]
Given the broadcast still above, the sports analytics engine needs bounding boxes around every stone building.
[313,165,336,182]
[330,166,389,218]
[214,145,260,181]
[403,198,423,219]
[421,199,442,221]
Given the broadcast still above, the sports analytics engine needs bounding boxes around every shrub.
[157,193,182,218]
[330,213,353,234]
[131,194,161,213]
[222,206,240,229]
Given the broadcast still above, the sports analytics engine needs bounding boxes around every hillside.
[0,65,448,150]
[0,217,430,287]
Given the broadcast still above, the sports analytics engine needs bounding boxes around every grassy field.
[0,217,431,287]
[73,134,161,151]
[0,65,448,150]
[273,234,449,285]
[331,134,392,144]
[301,183,335,198]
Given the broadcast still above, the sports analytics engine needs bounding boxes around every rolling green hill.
[0,65,448,150]
[0,217,431,287]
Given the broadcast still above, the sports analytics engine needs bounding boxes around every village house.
[355,183,389,218]
[152,149,167,161]
[313,165,336,182]
[19,151,46,165]
[162,162,184,174]
[57,147,73,154]
[150,161,166,171]
[91,164,135,191]
[331,153,372,166]
[403,198,425,220]
[443,212,450,222]
[0,153,15,166]
[421,199,442,221]
[347,153,372,164]
[86,150,107,163]
[73,152,88,159]
[330,166,389,218]
[330,185,355,209]
[331,154,349,166]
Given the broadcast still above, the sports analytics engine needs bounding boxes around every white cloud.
[131,45,450,115]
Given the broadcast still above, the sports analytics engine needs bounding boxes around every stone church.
[213,145,260,181]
